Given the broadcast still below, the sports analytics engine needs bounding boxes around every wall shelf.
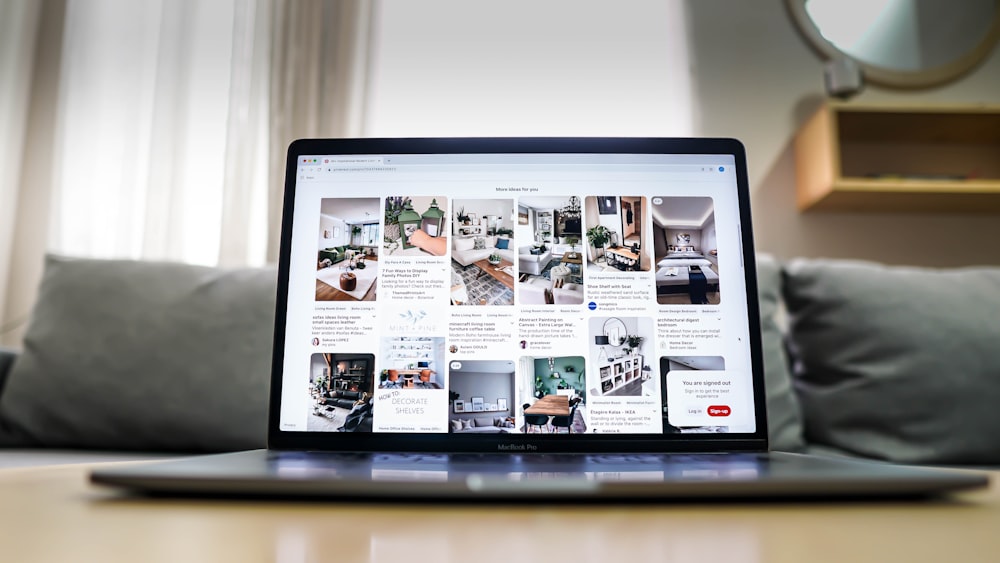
[793,103,1000,213]
[596,355,643,396]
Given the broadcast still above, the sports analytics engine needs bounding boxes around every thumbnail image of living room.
[584,195,652,274]
[515,196,585,305]
[315,198,381,301]
[449,198,515,306]
[378,336,446,389]
[589,316,656,397]
[660,356,728,434]
[307,353,375,432]
[517,355,587,433]
[651,196,720,305]
[448,360,517,433]
[382,196,449,258]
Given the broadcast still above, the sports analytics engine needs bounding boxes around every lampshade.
[595,335,609,345]
[420,199,446,237]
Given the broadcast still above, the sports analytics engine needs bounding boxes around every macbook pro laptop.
[92,138,987,500]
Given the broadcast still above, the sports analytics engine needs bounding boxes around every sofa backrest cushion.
[0,255,275,452]
[0,348,16,397]
[755,254,806,452]
[783,258,1000,464]
[454,237,475,251]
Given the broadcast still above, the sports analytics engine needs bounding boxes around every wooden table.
[524,394,570,416]
[473,258,515,290]
[559,253,583,265]
[395,369,436,388]
[606,247,638,260]
[606,246,640,270]
[1,463,998,563]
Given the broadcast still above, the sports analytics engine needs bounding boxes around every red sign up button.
[707,405,731,417]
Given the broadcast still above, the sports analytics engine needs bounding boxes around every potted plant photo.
[586,225,611,261]
[624,334,644,356]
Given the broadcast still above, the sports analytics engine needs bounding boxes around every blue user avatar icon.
[718,166,725,172]
[588,301,597,311]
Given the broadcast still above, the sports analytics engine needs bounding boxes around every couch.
[318,245,358,265]
[450,415,515,433]
[321,390,365,410]
[451,235,515,267]
[552,281,584,304]
[518,275,551,305]
[518,245,552,276]
[2,253,1000,468]
[546,236,582,258]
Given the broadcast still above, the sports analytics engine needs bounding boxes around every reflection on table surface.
[2,463,998,563]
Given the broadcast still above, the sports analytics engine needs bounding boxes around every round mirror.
[603,318,628,347]
[787,0,1000,88]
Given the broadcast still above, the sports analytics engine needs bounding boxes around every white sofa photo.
[517,276,583,305]
[547,236,581,258]
[451,235,515,267]
[518,245,552,276]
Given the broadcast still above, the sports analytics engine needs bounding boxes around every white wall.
[366,0,693,137]
[702,215,717,254]
[319,215,348,248]
[452,198,512,235]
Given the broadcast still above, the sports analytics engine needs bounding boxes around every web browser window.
[278,153,754,437]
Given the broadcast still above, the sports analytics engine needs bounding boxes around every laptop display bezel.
[267,137,768,454]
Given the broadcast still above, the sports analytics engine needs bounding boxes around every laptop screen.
[270,138,766,453]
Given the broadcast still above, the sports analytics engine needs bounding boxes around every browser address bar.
[325,157,384,165]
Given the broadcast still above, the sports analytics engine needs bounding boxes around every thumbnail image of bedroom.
[307,353,376,432]
[660,356,728,434]
[316,198,380,301]
[378,336,445,389]
[450,198,515,306]
[515,196,584,305]
[382,196,449,258]
[517,356,588,433]
[584,196,652,274]
[448,360,517,433]
[651,196,721,305]
[589,316,656,397]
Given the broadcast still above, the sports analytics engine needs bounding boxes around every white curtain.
[267,0,373,261]
[0,1,43,343]
[47,0,374,266]
[1,0,373,347]
[49,0,271,267]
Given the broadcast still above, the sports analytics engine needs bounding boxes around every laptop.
[91,137,987,500]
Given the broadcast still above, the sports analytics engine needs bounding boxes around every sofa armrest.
[0,347,18,396]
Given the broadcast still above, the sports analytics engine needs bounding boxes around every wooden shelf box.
[793,104,1000,213]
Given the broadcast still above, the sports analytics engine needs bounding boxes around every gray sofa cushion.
[0,255,275,452]
[783,258,1000,465]
[0,347,16,396]
[755,254,805,452]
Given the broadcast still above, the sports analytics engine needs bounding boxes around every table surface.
[1,462,998,563]
[606,246,639,260]
[473,258,514,290]
[559,253,583,264]
[524,394,571,416]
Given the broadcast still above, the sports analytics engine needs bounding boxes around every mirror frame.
[603,317,628,347]
[785,0,1000,88]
